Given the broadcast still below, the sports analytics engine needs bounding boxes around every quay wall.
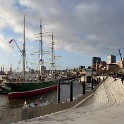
[0,76,106,124]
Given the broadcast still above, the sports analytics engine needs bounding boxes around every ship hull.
[8,85,57,99]
[4,80,58,99]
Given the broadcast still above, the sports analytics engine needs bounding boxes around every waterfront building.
[87,66,91,69]
[116,61,123,68]
[79,66,85,70]
[96,61,107,75]
[106,63,120,72]
[107,55,116,64]
[92,57,101,69]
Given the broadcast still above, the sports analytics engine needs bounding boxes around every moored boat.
[4,80,58,99]
[3,16,59,99]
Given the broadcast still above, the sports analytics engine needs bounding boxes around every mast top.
[39,18,43,78]
[23,15,26,80]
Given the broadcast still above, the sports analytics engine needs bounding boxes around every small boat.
[0,74,5,83]
[0,83,10,94]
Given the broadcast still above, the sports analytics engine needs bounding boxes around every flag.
[9,39,13,44]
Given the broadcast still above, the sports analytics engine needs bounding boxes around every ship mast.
[40,19,43,79]
[22,15,26,80]
[51,31,55,78]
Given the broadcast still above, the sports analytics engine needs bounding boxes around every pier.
[5,76,124,124]
[0,76,102,123]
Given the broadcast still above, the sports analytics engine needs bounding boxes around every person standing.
[121,74,124,84]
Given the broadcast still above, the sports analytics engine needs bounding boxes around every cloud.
[0,34,11,51]
[0,0,124,57]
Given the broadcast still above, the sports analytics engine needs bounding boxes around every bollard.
[70,81,73,102]
[99,77,101,83]
[25,108,27,121]
[97,78,99,84]
[121,74,124,84]
[91,77,94,90]
[57,80,60,103]
[103,77,105,80]
[83,81,86,95]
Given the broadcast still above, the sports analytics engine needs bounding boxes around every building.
[96,61,107,71]
[92,57,101,68]
[79,66,85,70]
[106,63,120,72]
[107,55,116,64]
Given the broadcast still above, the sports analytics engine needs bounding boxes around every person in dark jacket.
[121,74,124,84]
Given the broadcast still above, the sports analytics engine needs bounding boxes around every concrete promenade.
[14,77,124,124]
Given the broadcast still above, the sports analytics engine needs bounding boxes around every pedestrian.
[121,74,124,84]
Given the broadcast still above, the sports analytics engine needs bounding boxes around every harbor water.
[0,80,90,109]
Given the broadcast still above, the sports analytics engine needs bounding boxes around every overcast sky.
[0,0,124,71]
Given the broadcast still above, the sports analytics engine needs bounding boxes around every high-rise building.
[92,57,101,67]
[107,55,116,64]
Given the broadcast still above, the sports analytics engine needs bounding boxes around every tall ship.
[2,16,58,99]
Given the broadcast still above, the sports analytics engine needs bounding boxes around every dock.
[10,76,124,124]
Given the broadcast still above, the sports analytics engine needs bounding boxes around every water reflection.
[0,80,83,109]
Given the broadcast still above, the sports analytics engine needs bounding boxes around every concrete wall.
[0,76,106,124]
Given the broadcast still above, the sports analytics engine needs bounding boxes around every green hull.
[4,80,58,98]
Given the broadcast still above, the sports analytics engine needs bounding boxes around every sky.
[0,0,124,71]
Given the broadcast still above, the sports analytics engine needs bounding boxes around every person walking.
[121,74,124,84]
